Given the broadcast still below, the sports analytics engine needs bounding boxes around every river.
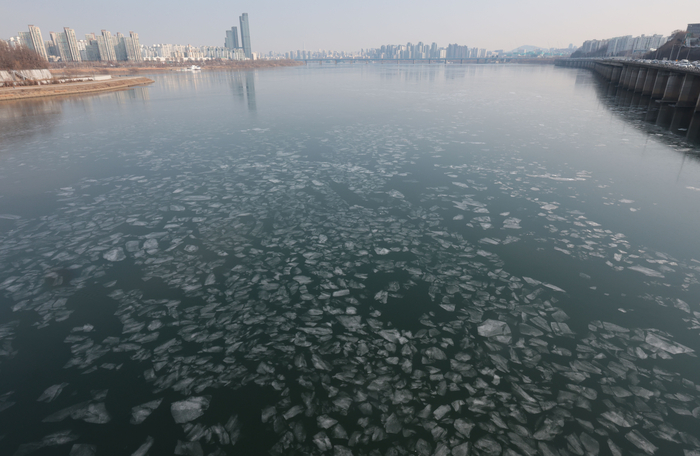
[1,64,699,456]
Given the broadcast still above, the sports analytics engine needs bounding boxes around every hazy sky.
[1,0,695,53]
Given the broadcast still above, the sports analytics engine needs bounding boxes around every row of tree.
[0,41,48,70]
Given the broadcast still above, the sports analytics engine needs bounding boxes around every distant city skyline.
[0,0,694,54]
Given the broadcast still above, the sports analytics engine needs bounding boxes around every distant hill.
[510,45,548,53]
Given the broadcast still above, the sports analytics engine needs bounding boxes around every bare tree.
[0,41,49,70]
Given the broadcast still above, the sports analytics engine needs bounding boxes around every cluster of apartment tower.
[579,34,669,56]
[276,43,491,61]
[11,25,142,63]
[6,15,253,64]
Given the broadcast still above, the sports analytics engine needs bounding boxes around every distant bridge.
[294,57,557,65]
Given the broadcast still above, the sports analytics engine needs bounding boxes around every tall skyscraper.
[225,27,239,50]
[239,13,252,59]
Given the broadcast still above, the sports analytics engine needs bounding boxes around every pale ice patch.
[628,265,664,278]
[103,248,126,262]
[478,320,511,338]
[170,396,210,423]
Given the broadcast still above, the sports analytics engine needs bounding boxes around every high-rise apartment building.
[18,32,32,49]
[239,13,252,59]
[64,27,81,62]
[115,32,128,60]
[18,25,48,60]
[28,25,48,60]
[98,30,117,61]
[126,32,142,61]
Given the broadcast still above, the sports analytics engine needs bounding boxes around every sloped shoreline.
[0,76,154,101]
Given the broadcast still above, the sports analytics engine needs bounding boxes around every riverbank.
[0,76,154,101]
[49,59,303,76]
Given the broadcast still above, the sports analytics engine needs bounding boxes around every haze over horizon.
[0,0,695,53]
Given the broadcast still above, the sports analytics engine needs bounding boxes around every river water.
[1,64,700,456]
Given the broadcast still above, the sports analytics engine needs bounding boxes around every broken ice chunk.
[336,315,362,331]
[70,444,96,456]
[625,430,657,455]
[170,397,210,423]
[131,399,163,424]
[433,405,451,420]
[580,432,600,455]
[37,383,69,403]
[43,401,111,424]
[628,265,664,278]
[475,436,502,455]
[454,418,474,438]
[317,415,338,429]
[452,443,470,456]
[103,248,126,262]
[503,217,521,229]
[384,413,402,434]
[312,432,332,451]
[174,441,203,456]
[311,354,332,371]
[283,405,304,420]
[125,240,140,252]
[478,320,511,340]
[645,333,694,355]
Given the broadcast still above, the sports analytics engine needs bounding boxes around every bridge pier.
[642,69,657,96]
[670,107,695,133]
[676,75,700,108]
[611,66,622,85]
[621,66,632,88]
[625,67,640,90]
[645,100,660,123]
[688,115,700,141]
[660,72,684,103]
[656,104,675,128]
[634,68,648,92]
[651,71,669,98]
[604,65,614,80]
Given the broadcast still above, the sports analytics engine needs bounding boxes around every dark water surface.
[1,65,700,456]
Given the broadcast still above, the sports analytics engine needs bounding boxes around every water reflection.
[0,85,151,144]
[588,75,700,152]
[113,85,150,104]
[230,71,256,113]
[0,99,63,143]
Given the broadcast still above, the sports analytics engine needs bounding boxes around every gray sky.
[1,0,695,53]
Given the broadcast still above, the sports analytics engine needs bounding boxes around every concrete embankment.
[0,77,154,102]
[557,59,700,112]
